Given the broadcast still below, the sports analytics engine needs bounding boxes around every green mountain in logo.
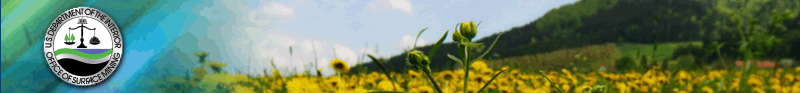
[54,48,113,59]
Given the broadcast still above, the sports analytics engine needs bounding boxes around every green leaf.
[475,21,483,27]
[459,42,483,47]
[412,27,428,50]
[426,30,449,59]
[368,54,399,91]
[478,69,508,92]
[447,54,463,65]
[474,32,503,61]
[539,70,565,93]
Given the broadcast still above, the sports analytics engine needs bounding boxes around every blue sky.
[197,0,579,75]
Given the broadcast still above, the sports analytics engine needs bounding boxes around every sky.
[197,0,580,75]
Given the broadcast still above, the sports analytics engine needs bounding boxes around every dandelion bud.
[459,21,477,40]
[407,50,431,66]
[452,31,469,42]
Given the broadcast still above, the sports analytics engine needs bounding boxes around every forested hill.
[352,0,800,73]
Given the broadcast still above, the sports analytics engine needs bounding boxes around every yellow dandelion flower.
[753,87,766,93]
[561,69,572,76]
[676,71,691,81]
[575,85,591,93]
[616,83,629,93]
[465,83,482,93]
[510,69,521,76]
[561,84,572,93]
[409,85,435,93]
[796,75,800,81]
[330,59,350,73]
[701,86,713,93]
[408,70,422,79]
[730,78,741,91]
[287,77,322,93]
[795,66,800,72]
[471,60,489,71]
[770,84,782,92]
[296,72,306,77]
[480,68,495,75]
[769,77,780,85]
[438,71,456,81]
[748,77,764,87]
[470,74,491,84]
[316,68,322,76]
[232,84,255,93]
[636,86,648,93]
[672,88,680,93]
[325,76,346,88]
[407,79,426,88]
[498,85,515,93]
[377,80,403,91]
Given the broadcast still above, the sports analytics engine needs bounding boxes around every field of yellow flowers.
[170,59,800,93]
[161,21,800,93]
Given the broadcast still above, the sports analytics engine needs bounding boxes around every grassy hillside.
[486,41,699,72]
[352,0,800,73]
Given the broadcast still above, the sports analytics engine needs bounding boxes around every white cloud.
[358,47,379,58]
[195,0,357,76]
[263,3,295,17]
[388,0,413,13]
[397,35,426,51]
[368,0,414,14]
[300,39,326,56]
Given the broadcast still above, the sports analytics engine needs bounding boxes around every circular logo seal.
[43,7,123,86]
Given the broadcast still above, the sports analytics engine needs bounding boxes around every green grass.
[617,41,702,61]
[488,41,702,71]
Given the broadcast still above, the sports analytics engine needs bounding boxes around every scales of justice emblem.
[44,7,123,86]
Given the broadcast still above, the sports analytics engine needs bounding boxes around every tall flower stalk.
[446,21,504,93]
[408,50,443,93]
[383,21,507,93]
[402,27,446,93]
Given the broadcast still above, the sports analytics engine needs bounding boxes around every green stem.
[539,70,565,93]
[422,68,444,93]
[462,46,470,93]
